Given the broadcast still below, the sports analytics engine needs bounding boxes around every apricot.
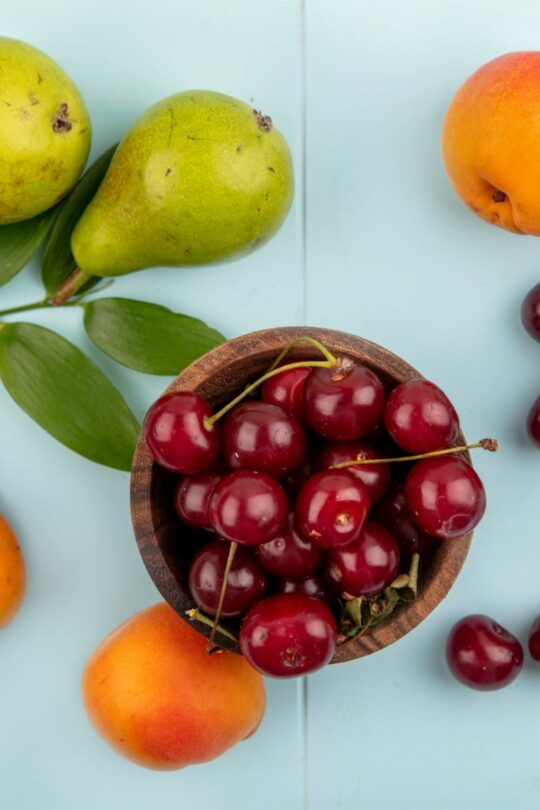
[442,52,540,234]
[82,602,265,770]
[0,514,25,628]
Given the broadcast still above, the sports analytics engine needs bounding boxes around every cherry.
[261,366,311,418]
[316,441,391,503]
[384,379,459,453]
[295,470,370,549]
[223,402,307,478]
[274,574,335,605]
[209,470,288,545]
[526,395,540,448]
[256,512,323,579]
[372,482,436,555]
[240,593,337,677]
[143,392,220,474]
[173,467,223,529]
[188,539,268,617]
[446,615,523,691]
[326,521,400,597]
[302,360,385,441]
[521,282,540,342]
[404,456,486,539]
[528,615,540,662]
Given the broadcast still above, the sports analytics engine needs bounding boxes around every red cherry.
[223,402,307,478]
[528,616,540,663]
[325,521,400,597]
[240,594,337,677]
[302,360,385,441]
[274,574,335,605]
[526,395,540,448]
[372,482,436,555]
[316,441,391,503]
[256,512,323,579]
[189,539,268,617]
[521,282,540,342]
[261,366,311,418]
[404,456,486,539]
[295,470,370,549]
[446,615,523,690]
[209,471,288,546]
[173,467,223,529]
[143,392,220,474]
[384,379,459,453]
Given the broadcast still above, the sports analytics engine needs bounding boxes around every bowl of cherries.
[131,327,495,678]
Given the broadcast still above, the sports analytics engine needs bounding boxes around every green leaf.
[41,144,117,296]
[83,297,225,375]
[0,322,140,470]
[0,206,59,289]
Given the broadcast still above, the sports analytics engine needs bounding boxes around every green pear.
[0,38,91,224]
[71,90,294,276]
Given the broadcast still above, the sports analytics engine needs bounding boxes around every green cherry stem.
[331,438,499,470]
[186,608,239,643]
[207,541,238,653]
[267,335,338,371]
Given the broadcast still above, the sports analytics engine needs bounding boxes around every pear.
[71,90,294,276]
[0,38,91,224]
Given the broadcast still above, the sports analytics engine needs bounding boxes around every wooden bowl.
[131,326,472,663]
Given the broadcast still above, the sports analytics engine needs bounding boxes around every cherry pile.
[143,337,493,679]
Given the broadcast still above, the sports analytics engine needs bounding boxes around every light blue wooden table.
[2,1,540,807]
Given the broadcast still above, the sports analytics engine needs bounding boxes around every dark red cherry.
[325,521,400,597]
[223,402,307,478]
[446,614,523,690]
[384,379,459,453]
[528,615,540,662]
[302,360,385,441]
[295,470,370,549]
[143,392,220,474]
[404,456,486,539]
[240,594,337,677]
[521,282,540,342]
[316,441,390,503]
[209,471,288,546]
[372,482,436,555]
[261,366,311,418]
[274,574,335,606]
[173,467,223,529]
[188,539,268,617]
[256,512,323,579]
[526,395,540,448]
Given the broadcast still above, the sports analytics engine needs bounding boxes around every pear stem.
[51,267,94,306]
[0,281,113,319]
[207,541,238,653]
[331,438,499,469]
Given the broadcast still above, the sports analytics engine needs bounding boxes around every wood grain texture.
[130,326,472,663]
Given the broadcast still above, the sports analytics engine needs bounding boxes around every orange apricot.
[0,514,25,628]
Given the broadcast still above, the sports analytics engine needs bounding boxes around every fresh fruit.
[384,379,459,453]
[326,521,400,597]
[82,603,265,769]
[173,467,223,529]
[143,392,220,474]
[223,402,307,477]
[261,366,311,418]
[526,396,540,448]
[295,470,370,549]
[404,456,486,539]
[274,574,334,604]
[189,539,268,617]
[0,37,91,224]
[0,515,25,628]
[446,614,523,690]
[528,615,540,662]
[372,483,435,555]
[521,283,540,342]
[71,90,293,277]
[316,441,390,503]
[240,594,337,677]
[256,512,323,579]
[209,471,288,545]
[442,52,540,235]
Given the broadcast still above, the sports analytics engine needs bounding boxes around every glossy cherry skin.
[209,471,288,546]
[526,395,540,448]
[372,483,436,555]
[143,392,220,474]
[240,594,337,677]
[295,470,370,549]
[173,467,223,529]
[223,402,307,478]
[326,521,400,597]
[404,456,486,539]
[384,379,459,453]
[256,512,323,579]
[528,615,540,662]
[446,615,523,691]
[316,441,391,504]
[261,366,311,418]
[521,282,540,342]
[274,574,335,605]
[302,360,385,441]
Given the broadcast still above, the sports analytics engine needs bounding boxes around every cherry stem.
[51,267,94,306]
[186,608,239,643]
[331,438,499,469]
[207,541,238,653]
[267,335,338,371]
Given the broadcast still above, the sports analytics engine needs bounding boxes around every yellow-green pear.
[0,37,91,224]
[71,90,294,276]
